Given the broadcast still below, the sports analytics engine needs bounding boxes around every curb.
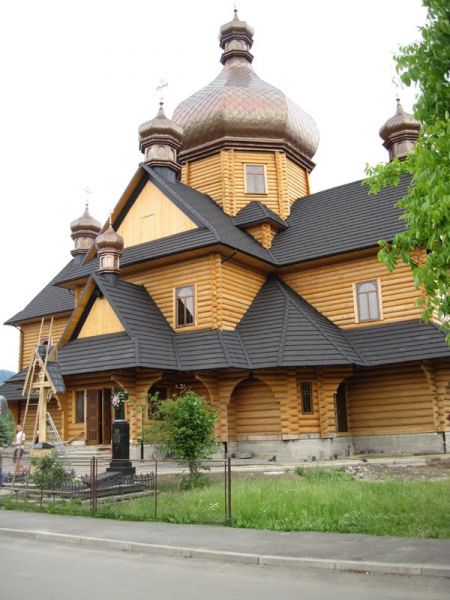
[1,527,449,579]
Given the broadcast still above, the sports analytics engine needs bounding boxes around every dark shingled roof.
[237,277,364,368]
[233,201,287,229]
[345,320,450,366]
[271,175,411,265]
[46,361,66,393]
[0,370,37,402]
[5,268,75,325]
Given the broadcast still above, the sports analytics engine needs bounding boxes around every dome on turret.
[173,10,319,170]
[70,205,101,259]
[379,98,420,161]
[96,224,124,252]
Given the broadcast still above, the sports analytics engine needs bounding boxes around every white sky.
[0,0,426,373]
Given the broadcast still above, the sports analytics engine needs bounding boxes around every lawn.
[1,468,449,538]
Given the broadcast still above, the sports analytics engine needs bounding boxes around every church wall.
[117,181,197,247]
[181,154,223,207]
[21,316,69,369]
[77,297,125,338]
[123,255,214,330]
[220,259,266,329]
[286,157,309,205]
[347,363,435,435]
[281,253,423,328]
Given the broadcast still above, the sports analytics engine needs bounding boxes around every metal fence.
[0,452,232,525]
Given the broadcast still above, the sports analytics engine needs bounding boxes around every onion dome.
[70,205,101,258]
[379,98,420,161]
[138,101,184,176]
[173,10,319,171]
[95,220,124,274]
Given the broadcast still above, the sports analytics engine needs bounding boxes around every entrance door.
[335,383,348,433]
[86,390,101,445]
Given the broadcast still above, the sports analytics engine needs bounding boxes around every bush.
[143,387,218,484]
[31,453,67,491]
[0,411,15,446]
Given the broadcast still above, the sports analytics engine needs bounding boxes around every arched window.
[356,281,380,322]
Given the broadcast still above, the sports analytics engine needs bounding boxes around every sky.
[0,0,426,372]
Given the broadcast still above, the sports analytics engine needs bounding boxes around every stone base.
[107,459,135,475]
[226,432,446,462]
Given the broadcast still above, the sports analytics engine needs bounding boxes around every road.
[0,537,448,600]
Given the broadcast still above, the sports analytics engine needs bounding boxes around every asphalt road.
[1,537,449,600]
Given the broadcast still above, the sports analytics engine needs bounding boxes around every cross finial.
[84,186,92,209]
[156,79,168,104]
[109,211,113,227]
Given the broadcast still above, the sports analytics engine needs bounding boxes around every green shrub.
[31,452,67,491]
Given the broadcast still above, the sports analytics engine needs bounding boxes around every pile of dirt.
[345,457,450,481]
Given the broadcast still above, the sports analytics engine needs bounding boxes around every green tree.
[0,411,15,446]
[143,388,218,485]
[365,0,450,335]
[31,453,67,493]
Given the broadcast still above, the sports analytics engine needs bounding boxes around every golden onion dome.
[70,206,101,235]
[173,10,319,168]
[95,224,124,252]
[379,98,420,142]
[138,102,183,151]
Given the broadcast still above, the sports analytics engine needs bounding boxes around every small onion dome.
[70,206,101,235]
[379,99,420,161]
[173,11,319,170]
[70,206,101,257]
[95,224,124,252]
[138,102,184,173]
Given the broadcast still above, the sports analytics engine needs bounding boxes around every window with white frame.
[175,285,195,327]
[245,164,266,194]
[356,280,380,322]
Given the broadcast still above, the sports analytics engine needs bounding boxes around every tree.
[0,411,15,446]
[365,0,450,336]
[143,388,218,486]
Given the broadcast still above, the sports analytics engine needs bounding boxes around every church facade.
[2,11,450,460]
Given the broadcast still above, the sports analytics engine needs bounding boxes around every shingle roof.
[271,175,411,265]
[344,320,450,366]
[233,201,287,229]
[237,277,364,368]
[5,268,75,325]
[0,370,37,402]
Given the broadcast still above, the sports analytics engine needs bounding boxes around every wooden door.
[102,388,112,445]
[335,383,348,433]
[86,390,100,445]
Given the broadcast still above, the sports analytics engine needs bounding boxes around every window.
[356,280,380,322]
[300,382,313,414]
[245,164,266,194]
[75,391,85,423]
[176,285,195,327]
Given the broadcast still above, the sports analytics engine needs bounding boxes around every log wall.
[220,259,266,329]
[180,149,309,219]
[78,297,124,338]
[117,181,197,248]
[281,253,423,328]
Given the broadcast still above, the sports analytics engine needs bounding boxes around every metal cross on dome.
[83,186,92,209]
[156,79,168,104]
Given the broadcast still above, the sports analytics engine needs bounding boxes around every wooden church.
[2,11,450,460]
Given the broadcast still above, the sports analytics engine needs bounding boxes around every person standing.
[13,424,25,464]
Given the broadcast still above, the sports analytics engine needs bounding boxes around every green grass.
[1,469,449,538]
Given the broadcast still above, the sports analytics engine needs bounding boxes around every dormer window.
[355,280,381,322]
[245,164,266,194]
[176,285,195,327]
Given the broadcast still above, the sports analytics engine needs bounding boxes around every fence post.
[154,460,158,519]
[90,456,97,514]
[226,458,232,526]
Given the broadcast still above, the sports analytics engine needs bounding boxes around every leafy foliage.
[143,388,218,481]
[31,452,67,491]
[365,0,450,336]
[0,411,15,446]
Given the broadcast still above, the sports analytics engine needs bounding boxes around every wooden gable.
[77,296,124,338]
[117,180,198,248]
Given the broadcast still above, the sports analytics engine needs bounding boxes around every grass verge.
[1,468,449,538]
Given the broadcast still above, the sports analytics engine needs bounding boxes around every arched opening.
[229,377,281,441]
[146,373,211,421]
[335,382,348,433]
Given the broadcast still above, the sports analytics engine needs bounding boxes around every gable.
[117,180,198,248]
[77,296,124,339]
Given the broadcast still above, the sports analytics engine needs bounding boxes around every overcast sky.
[0,0,426,373]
